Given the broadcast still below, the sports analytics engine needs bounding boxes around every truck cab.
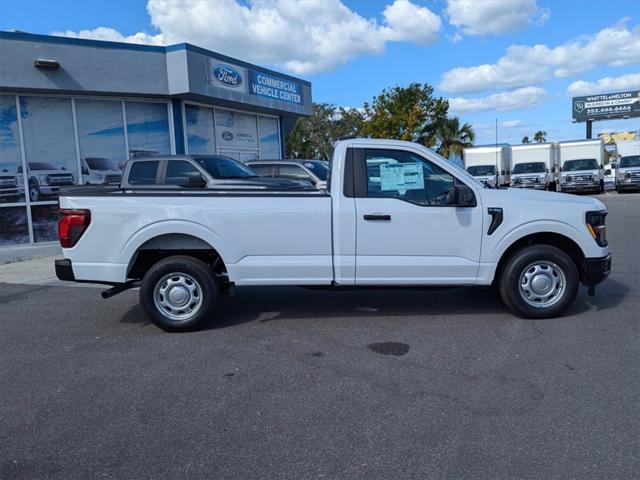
[463,145,511,187]
[558,139,604,194]
[510,143,558,191]
[614,140,640,193]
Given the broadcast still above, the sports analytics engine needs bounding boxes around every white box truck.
[510,143,558,191]
[558,139,604,194]
[463,145,511,187]
[613,139,640,192]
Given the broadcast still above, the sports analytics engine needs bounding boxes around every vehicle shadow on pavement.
[116,277,629,331]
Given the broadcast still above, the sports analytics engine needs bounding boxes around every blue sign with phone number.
[249,70,303,105]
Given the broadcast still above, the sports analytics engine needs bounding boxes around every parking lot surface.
[1,192,638,479]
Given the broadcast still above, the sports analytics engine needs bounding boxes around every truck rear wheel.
[498,245,578,319]
[140,255,219,331]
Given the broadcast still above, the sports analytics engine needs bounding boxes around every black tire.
[547,182,556,192]
[139,255,219,331]
[599,180,604,193]
[28,182,40,202]
[498,245,579,319]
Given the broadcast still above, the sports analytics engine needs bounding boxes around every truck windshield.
[512,162,545,174]
[620,155,640,168]
[466,165,495,176]
[85,157,117,171]
[302,161,329,180]
[562,159,598,171]
[27,162,57,170]
[194,156,258,179]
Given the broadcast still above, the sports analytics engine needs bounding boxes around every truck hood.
[29,170,73,176]
[482,186,605,210]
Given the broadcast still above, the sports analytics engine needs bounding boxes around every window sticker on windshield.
[380,163,424,193]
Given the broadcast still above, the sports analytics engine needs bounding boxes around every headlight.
[586,210,607,247]
[37,174,48,183]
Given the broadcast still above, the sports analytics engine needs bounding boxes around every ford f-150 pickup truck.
[55,139,611,331]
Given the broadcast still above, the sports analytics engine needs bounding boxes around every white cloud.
[440,20,640,93]
[51,0,441,75]
[446,0,547,36]
[567,73,640,96]
[501,120,523,128]
[448,87,548,114]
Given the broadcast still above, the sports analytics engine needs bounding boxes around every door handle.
[363,214,391,221]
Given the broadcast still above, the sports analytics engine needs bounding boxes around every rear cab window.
[128,161,160,185]
[163,160,206,187]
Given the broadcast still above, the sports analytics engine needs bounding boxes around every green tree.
[361,82,449,145]
[533,130,547,143]
[285,103,364,160]
[521,135,531,144]
[430,116,475,159]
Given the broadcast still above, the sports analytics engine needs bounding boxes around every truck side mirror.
[611,163,617,169]
[501,170,506,175]
[599,164,604,169]
[447,184,476,207]
[551,167,556,173]
[185,176,207,188]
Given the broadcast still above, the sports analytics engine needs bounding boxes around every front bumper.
[512,183,546,190]
[55,259,76,281]
[561,181,600,192]
[581,254,611,286]
[616,180,640,191]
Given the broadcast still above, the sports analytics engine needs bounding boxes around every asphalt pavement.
[1,192,639,479]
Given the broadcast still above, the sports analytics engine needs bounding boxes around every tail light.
[58,209,91,248]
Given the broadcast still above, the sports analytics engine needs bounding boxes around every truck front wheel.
[140,255,219,331]
[498,245,579,319]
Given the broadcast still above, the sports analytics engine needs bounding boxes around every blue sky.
[2,0,639,144]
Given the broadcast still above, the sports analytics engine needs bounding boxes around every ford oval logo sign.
[213,64,242,88]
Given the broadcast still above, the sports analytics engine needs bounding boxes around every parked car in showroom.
[55,139,611,332]
[81,157,123,185]
[0,169,23,202]
[17,162,74,201]
[246,159,329,189]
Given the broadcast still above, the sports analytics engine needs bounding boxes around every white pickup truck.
[55,139,611,331]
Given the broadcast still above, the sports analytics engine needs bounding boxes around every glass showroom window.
[258,116,280,159]
[0,95,29,245]
[75,99,127,185]
[185,104,216,155]
[0,95,26,204]
[215,109,258,152]
[19,96,79,204]
[125,101,171,158]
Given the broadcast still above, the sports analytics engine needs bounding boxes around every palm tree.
[521,135,530,144]
[431,117,475,159]
[534,130,547,143]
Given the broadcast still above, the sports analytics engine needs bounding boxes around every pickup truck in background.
[558,139,604,194]
[18,162,75,202]
[613,139,640,193]
[55,139,611,331]
[246,159,329,189]
[0,170,23,202]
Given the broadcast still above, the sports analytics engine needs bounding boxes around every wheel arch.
[493,231,586,285]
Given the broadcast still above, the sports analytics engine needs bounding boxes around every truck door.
[352,147,483,285]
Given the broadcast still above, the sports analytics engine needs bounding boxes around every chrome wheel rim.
[518,261,566,308]
[29,186,38,202]
[153,273,203,322]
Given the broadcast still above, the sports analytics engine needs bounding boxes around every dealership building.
[0,31,312,247]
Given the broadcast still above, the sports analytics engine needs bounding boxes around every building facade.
[0,31,312,246]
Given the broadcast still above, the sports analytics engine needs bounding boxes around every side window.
[128,161,159,185]
[365,149,455,206]
[164,160,205,186]
[250,164,275,177]
[278,164,312,181]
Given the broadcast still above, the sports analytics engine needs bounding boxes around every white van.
[463,145,511,187]
[558,139,604,194]
[510,143,559,191]
[614,140,640,192]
